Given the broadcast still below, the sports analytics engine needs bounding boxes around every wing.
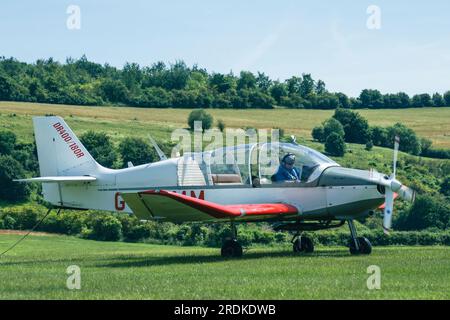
[14,176,97,183]
[121,189,299,222]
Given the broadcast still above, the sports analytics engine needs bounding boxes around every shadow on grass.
[0,248,354,268]
[96,248,351,269]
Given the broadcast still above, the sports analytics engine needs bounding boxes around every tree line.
[311,108,450,159]
[1,56,450,109]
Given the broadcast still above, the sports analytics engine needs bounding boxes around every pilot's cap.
[282,153,295,165]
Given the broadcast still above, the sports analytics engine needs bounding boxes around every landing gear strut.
[292,232,314,253]
[221,222,243,258]
[347,220,372,255]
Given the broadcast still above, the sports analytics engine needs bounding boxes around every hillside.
[1,101,450,148]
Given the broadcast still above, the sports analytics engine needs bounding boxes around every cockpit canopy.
[177,143,339,187]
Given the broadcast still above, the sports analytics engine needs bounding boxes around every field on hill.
[1,101,450,148]
[0,234,449,299]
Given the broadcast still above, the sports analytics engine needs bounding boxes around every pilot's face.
[283,161,294,170]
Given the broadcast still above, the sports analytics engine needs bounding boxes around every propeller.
[379,136,416,234]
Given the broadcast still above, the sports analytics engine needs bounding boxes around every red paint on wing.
[140,190,298,219]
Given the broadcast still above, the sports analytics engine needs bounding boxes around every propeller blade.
[383,188,394,234]
[392,135,400,179]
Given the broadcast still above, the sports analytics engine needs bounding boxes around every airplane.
[15,116,416,257]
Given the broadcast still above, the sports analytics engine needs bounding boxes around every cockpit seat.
[211,174,242,185]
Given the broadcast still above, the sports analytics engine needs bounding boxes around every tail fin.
[33,116,98,176]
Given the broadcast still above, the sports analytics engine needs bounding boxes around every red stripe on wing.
[140,190,298,219]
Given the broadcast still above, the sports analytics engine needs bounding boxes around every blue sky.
[1,0,449,96]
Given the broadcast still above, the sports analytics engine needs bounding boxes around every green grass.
[0,234,449,299]
[1,101,450,148]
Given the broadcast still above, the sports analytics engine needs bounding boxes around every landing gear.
[221,222,243,258]
[347,220,372,255]
[221,239,243,258]
[292,232,314,253]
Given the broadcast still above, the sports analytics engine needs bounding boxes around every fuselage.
[50,156,385,223]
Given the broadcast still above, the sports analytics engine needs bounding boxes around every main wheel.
[293,236,314,253]
[349,237,372,255]
[221,239,243,258]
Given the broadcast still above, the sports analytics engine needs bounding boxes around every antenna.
[147,134,168,161]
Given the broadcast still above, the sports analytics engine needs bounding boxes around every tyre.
[349,237,372,255]
[221,239,243,258]
[292,237,314,253]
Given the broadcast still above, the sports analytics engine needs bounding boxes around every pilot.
[273,153,302,183]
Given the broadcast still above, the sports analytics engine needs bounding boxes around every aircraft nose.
[320,167,385,219]
[318,166,378,187]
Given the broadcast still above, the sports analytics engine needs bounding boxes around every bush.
[386,123,421,155]
[87,214,122,241]
[325,133,346,156]
[370,126,388,147]
[394,194,450,230]
[0,155,31,202]
[119,214,152,242]
[441,176,450,196]
[323,118,345,140]
[333,108,370,144]
[187,109,213,131]
[0,131,17,155]
[365,140,374,151]
[80,131,117,168]
[118,137,156,167]
[311,126,325,142]
[217,119,226,132]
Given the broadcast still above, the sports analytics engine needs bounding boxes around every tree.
[395,194,450,230]
[325,133,346,156]
[335,92,350,109]
[386,123,422,155]
[255,72,272,93]
[285,76,302,96]
[187,109,213,131]
[237,71,256,90]
[164,61,190,90]
[311,126,325,142]
[315,80,326,94]
[432,92,445,107]
[411,93,432,107]
[333,108,370,144]
[269,81,287,104]
[444,91,450,106]
[441,176,450,196]
[217,119,226,132]
[0,131,17,155]
[299,74,314,98]
[370,126,388,146]
[313,93,339,109]
[0,155,31,202]
[98,79,129,103]
[80,131,117,168]
[359,89,383,108]
[118,137,156,167]
[209,73,235,94]
[323,118,345,140]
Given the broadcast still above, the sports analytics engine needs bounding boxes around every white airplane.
[16,116,415,257]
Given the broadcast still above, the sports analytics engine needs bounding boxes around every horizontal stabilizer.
[14,176,96,183]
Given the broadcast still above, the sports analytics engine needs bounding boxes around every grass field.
[0,234,449,299]
[1,101,450,148]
